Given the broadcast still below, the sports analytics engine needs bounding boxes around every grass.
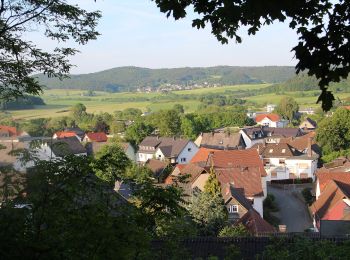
[8,84,350,120]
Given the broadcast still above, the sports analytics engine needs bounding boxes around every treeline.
[0,95,45,110]
[35,66,296,92]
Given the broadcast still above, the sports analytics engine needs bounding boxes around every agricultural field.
[7,83,350,120]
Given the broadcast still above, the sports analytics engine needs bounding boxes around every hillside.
[36,66,296,92]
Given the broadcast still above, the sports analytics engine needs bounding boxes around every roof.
[48,137,86,157]
[300,117,317,128]
[210,149,266,177]
[254,143,300,158]
[241,126,302,140]
[120,142,131,153]
[139,136,190,158]
[190,148,220,164]
[255,113,280,122]
[199,132,246,150]
[0,141,26,167]
[54,131,78,139]
[236,209,276,234]
[222,184,253,210]
[280,131,320,155]
[319,157,350,172]
[85,132,108,142]
[317,172,350,193]
[166,163,206,185]
[64,127,85,138]
[145,159,169,177]
[0,125,19,137]
[311,180,350,220]
[216,167,264,197]
[86,141,108,156]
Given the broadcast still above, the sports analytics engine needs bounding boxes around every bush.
[302,188,314,205]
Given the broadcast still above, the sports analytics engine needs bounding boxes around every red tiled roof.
[54,131,78,139]
[255,113,280,123]
[211,149,266,177]
[236,209,276,234]
[85,132,108,142]
[216,167,264,197]
[317,172,350,193]
[342,106,350,110]
[311,180,350,220]
[0,125,18,137]
[190,148,220,164]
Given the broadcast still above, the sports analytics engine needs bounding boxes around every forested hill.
[36,66,296,92]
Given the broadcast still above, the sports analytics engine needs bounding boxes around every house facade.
[255,114,288,128]
[194,131,246,150]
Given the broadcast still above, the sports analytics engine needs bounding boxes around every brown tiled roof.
[0,141,26,167]
[319,157,350,172]
[311,180,350,220]
[255,143,300,158]
[216,167,264,197]
[255,113,280,123]
[210,149,266,177]
[190,148,220,164]
[222,184,253,210]
[0,125,19,137]
[280,131,320,155]
[85,132,108,142]
[263,127,303,138]
[145,159,169,177]
[317,172,350,193]
[49,137,86,157]
[139,136,189,158]
[199,132,245,150]
[166,163,205,185]
[236,209,276,234]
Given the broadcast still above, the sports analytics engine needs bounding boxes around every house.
[64,127,85,140]
[266,104,276,113]
[280,131,321,158]
[120,142,136,162]
[194,132,246,150]
[190,147,220,167]
[255,142,318,181]
[298,107,315,115]
[318,157,350,173]
[299,117,317,131]
[240,126,304,148]
[83,132,108,142]
[38,137,87,160]
[255,114,288,128]
[315,172,350,199]
[236,208,276,234]
[53,131,81,141]
[311,178,350,230]
[137,136,198,164]
[145,159,170,182]
[86,141,136,161]
[209,149,268,216]
[0,125,29,140]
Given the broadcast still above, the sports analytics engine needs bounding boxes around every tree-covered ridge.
[35,66,296,91]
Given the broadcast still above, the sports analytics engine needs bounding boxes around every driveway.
[267,185,312,232]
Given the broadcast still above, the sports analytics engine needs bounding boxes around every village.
[1,103,349,238]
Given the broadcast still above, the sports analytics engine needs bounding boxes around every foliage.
[316,107,350,155]
[125,120,154,145]
[263,194,280,227]
[275,97,299,121]
[124,164,154,184]
[148,109,182,136]
[0,0,100,100]
[301,188,314,206]
[0,95,45,110]
[188,191,227,236]
[261,238,350,259]
[173,103,185,114]
[0,156,152,259]
[91,143,131,184]
[70,103,88,121]
[204,167,221,197]
[218,224,249,237]
[322,149,350,163]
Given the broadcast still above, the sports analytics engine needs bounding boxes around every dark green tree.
[173,104,185,114]
[218,224,249,237]
[275,97,299,121]
[125,120,154,145]
[0,0,100,100]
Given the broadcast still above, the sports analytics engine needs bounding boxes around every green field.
[7,84,350,120]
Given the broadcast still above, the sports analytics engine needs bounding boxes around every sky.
[33,0,300,74]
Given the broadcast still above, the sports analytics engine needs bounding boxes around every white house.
[266,104,277,113]
[255,142,318,181]
[137,136,198,164]
[255,114,288,128]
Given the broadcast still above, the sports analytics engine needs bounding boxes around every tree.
[156,109,182,136]
[173,104,185,114]
[204,166,221,197]
[0,0,100,100]
[70,103,87,121]
[218,224,249,237]
[316,107,350,155]
[152,0,350,111]
[91,143,131,184]
[275,97,299,122]
[125,120,154,145]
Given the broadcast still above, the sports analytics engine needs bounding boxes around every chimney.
[307,137,313,157]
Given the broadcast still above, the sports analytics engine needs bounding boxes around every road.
[267,185,312,232]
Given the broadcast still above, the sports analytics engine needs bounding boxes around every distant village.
[2,102,349,237]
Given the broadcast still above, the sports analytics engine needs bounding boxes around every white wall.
[239,130,265,148]
[137,152,154,163]
[176,141,199,164]
[252,196,264,216]
[258,118,276,127]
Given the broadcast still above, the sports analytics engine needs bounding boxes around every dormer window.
[282,149,286,153]
[219,140,223,144]
[269,149,273,153]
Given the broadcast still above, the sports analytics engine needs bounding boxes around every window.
[228,205,238,213]
[269,149,273,153]
[271,171,277,178]
[279,159,285,164]
[281,149,286,153]
[158,154,161,158]
[188,148,192,152]
[181,158,186,162]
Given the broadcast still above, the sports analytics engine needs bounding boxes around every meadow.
[7,84,350,120]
